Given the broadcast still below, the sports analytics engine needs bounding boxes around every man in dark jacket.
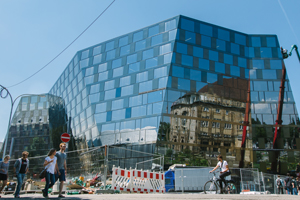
[13,151,29,198]
[284,173,292,195]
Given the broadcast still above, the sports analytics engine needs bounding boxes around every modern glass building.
[4,15,300,174]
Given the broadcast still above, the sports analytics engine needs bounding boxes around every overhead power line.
[8,0,116,88]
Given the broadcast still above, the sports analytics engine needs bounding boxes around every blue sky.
[0,0,300,142]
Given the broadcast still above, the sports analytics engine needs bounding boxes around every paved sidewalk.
[0,193,299,200]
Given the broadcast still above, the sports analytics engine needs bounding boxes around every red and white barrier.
[112,165,165,193]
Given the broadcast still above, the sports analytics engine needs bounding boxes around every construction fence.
[4,146,294,194]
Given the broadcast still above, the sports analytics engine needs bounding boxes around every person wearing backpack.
[284,173,292,195]
[291,176,298,195]
[276,175,283,194]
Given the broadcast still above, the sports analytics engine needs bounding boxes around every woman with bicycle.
[209,155,231,193]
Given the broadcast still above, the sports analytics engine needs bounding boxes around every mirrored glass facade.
[5,15,300,173]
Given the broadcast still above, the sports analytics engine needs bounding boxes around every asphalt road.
[0,193,299,200]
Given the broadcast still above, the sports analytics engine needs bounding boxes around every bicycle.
[204,172,237,194]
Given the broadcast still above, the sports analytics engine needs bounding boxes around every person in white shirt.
[42,148,60,198]
[209,155,231,193]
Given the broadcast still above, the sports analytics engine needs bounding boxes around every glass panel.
[128,62,140,73]
[224,54,233,65]
[129,95,143,107]
[169,29,177,41]
[282,104,294,114]
[265,92,278,102]
[182,55,193,67]
[148,25,159,37]
[267,37,276,47]
[80,58,89,68]
[159,77,168,88]
[262,70,276,79]
[200,23,212,36]
[253,81,268,91]
[105,41,114,51]
[119,36,128,47]
[120,44,130,56]
[112,109,126,121]
[121,85,133,96]
[90,84,100,94]
[95,113,106,123]
[98,63,107,72]
[136,71,148,83]
[81,50,89,59]
[254,103,270,114]
[165,19,177,31]
[132,105,147,117]
[251,37,261,47]
[181,18,194,32]
[93,45,101,56]
[85,75,94,85]
[209,50,218,61]
[151,34,163,46]
[164,53,173,64]
[143,49,154,59]
[178,78,190,90]
[252,60,264,69]
[133,31,143,42]
[93,54,102,64]
[215,62,225,74]
[216,39,226,51]
[160,43,172,55]
[218,29,230,41]
[139,80,153,93]
[146,58,158,69]
[201,35,211,47]
[120,76,131,87]
[260,48,272,58]
[207,73,218,83]
[230,66,240,76]
[190,69,201,81]
[193,46,203,58]
[172,66,184,78]
[176,42,187,54]
[148,90,163,103]
[127,54,137,64]
[113,67,124,77]
[185,31,195,43]
[95,102,106,113]
[231,43,240,55]
[270,60,282,69]
[154,66,167,79]
[235,33,246,45]
[112,58,122,69]
[104,80,115,90]
[105,89,116,100]
[238,57,247,68]
[135,39,146,51]
[85,67,94,76]
[98,71,108,81]
[106,50,116,60]
[199,58,209,70]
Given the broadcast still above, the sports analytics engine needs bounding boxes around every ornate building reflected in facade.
[3,15,300,173]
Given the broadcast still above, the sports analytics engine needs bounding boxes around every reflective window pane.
[135,39,146,51]
[143,49,154,60]
[165,19,177,31]
[119,36,128,47]
[133,31,143,42]
[112,58,122,69]
[98,63,107,72]
[106,41,114,51]
[218,29,230,41]
[151,34,163,46]
[136,71,148,83]
[200,23,212,37]
[181,18,194,32]
[148,25,159,37]
[120,44,130,56]
[201,35,211,48]
[199,58,209,70]
[146,58,158,69]
[129,62,140,74]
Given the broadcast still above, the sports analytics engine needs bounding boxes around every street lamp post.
[0,84,45,159]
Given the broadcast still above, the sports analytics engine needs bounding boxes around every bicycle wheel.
[204,181,218,194]
[224,182,237,194]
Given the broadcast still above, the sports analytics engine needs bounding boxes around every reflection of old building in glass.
[3,15,300,173]
[168,78,252,166]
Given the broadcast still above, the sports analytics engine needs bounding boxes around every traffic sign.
[61,133,70,142]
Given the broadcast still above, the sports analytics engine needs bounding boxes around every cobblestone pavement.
[0,193,299,200]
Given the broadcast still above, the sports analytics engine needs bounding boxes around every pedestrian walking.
[42,148,60,199]
[284,173,292,195]
[13,151,29,198]
[0,155,10,198]
[291,176,298,195]
[276,175,284,194]
[55,143,67,198]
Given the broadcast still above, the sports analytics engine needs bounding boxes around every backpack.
[277,178,282,186]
